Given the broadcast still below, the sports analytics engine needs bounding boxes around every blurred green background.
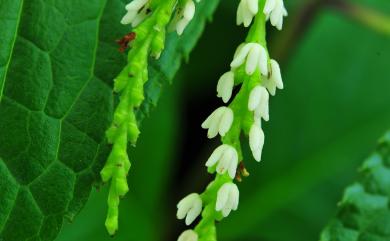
[56,0,390,240]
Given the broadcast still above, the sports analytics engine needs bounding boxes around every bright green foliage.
[101,0,178,235]
[320,132,390,241]
[0,0,219,240]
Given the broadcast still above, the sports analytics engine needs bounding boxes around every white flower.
[263,0,288,30]
[178,230,198,241]
[121,0,150,27]
[249,123,265,162]
[236,0,259,27]
[248,85,269,121]
[175,0,196,35]
[201,107,234,138]
[263,59,284,96]
[216,183,239,217]
[177,193,202,225]
[206,144,238,179]
[230,43,268,76]
[217,71,234,103]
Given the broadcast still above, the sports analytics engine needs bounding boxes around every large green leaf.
[0,0,219,240]
[320,132,390,241]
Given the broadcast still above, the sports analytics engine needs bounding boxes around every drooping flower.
[174,0,196,35]
[263,0,288,30]
[201,107,234,138]
[216,183,239,217]
[206,144,238,179]
[121,0,150,27]
[248,85,269,121]
[263,59,284,96]
[178,229,198,241]
[177,193,203,225]
[236,0,259,27]
[249,123,265,162]
[217,71,235,103]
[230,43,268,76]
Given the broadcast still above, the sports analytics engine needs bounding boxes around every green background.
[57,0,390,240]
[1,0,389,240]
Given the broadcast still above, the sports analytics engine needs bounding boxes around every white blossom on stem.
[217,71,235,103]
[236,0,259,27]
[230,43,268,76]
[121,0,150,27]
[206,144,238,179]
[249,123,265,162]
[263,59,284,96]
[177,193,203,225]
[201,107,234,138]
[248,85,269,121]
[216,183,239,217]
[175,0,196,35]
[178,229,198,241]
[263,0,288,30]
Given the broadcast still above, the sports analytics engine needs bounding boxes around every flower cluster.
[176,0,287,240]
[101,0,202,235]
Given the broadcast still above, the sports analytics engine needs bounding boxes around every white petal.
[178,230,198,241]
[125,0,148,10]
[270,59,283,89]
[263,0,276,15]
[205,145,227,167]
[256,90,269,121]
[249,124,265,162]
[183,0,196,20]
[242,5,254,27]
[216,183,230,211]
[217,72,234,103]
[131,11,148,27]
[176,19,189,35]
[120,11,137,25]
[227,150,238,179]
[218,108,234,136]
[236,1,244,26]
[258,45,268,76]
[201,107,224,129]
[185,199,202,225]
[245,45,260,75]
[248,86,265,111]
[264,78,277,96]
[230,184,240,210]
[270,2,283,27]
[216,149,232,175]
[247,0,259,15]
[230,43,252,68]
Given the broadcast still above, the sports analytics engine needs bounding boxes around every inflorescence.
[101,0,201,235]
[175,0,287,240]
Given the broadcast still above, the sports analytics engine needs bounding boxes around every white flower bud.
[230,43,268,76]
[264,0,288,30]
[249,123,265,162]
[206,144,238,179]
[201,107,234,138]
[121,0,150,26]
[217,71,234,103]
[177,193,202,225]
[264,59,284,96]
[236,0,259,27]
[216,183,239,217]
[175,0,196,35]
[178,230,198,241]
[248,85,269,121]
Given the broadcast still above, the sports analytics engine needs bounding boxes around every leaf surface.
[320,132,390,241]
[0,0,219,240]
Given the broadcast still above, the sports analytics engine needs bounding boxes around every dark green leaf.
[0,0,219,240]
